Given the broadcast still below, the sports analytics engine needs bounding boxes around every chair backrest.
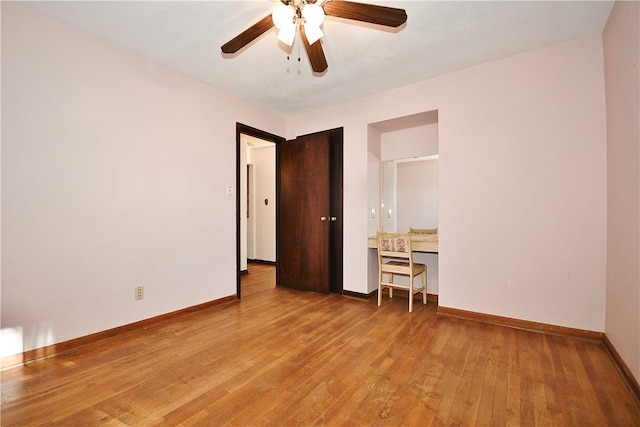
[376,232,414,268]
[410,227,438,235]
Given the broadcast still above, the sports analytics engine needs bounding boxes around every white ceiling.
[18,1,614,118]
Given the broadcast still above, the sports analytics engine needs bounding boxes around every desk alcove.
[367,110,439,297]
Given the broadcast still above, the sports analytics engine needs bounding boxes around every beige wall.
[381,123,439,161]
[288,35,607,332]
[603,0,640,383]
[0,4,284,356]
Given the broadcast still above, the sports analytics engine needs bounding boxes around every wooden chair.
[376,232,427,312]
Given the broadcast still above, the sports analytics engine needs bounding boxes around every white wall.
[249,145,276,262]
[603,1,640,383]
[288,35,607,332]
[0,4,285,357]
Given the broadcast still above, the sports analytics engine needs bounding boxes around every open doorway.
[236,123,284,299]
[242,135,275,269]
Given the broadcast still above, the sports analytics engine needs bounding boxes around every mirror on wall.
[374,109,439,233]
[381,155,438,232]
[367,110,439,233]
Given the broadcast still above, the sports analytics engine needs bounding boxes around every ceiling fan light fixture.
[277,24,296,46]
[302,4,325,27]
[304,24,324,45]
[272,3,295,30]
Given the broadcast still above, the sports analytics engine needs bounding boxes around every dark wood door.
[277,129,342,294]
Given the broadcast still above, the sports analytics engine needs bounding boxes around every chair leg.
[409,276,414,313]
[422,270,427,305]
[378,273,383,307]
[389,274,393,299]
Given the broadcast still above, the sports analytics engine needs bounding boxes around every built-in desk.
[367,234,439,253]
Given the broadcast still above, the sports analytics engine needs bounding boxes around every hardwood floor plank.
[2,263,639,426]
[475,342,502,425]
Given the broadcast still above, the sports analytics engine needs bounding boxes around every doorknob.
[330,216,337,222]
[321,216,328,221]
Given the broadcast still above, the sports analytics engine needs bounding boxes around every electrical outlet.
[135,285,144,301]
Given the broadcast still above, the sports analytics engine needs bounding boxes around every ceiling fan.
[220,0,407,73]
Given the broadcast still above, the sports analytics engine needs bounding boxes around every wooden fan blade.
[221,14,274,54]
[301,25,328,73]
[322,0,407,27]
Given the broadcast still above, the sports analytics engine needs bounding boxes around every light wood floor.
[2,263,639,426]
